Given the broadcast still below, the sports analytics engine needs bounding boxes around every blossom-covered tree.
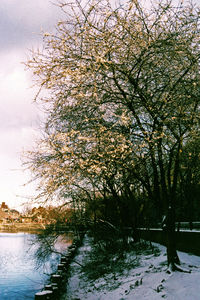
[25,0,200,269]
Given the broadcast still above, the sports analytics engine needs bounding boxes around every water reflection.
[0,232,67,300]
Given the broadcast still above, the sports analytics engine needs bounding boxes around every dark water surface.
[0,232,63,300]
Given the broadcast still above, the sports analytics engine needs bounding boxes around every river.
[0,232,70,300]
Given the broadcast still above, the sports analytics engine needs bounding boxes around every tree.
[25,0,200,269]
[177,136,200,223]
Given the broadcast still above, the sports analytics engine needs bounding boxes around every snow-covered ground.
[62,235,200,300]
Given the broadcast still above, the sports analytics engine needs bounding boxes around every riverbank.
[61,235,200,299]
[0,223,46,233]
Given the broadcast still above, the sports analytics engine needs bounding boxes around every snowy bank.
[61,235,200,300]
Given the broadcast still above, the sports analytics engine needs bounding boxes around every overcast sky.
[0,0,64,211]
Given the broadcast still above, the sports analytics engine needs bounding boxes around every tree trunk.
[166,139,181,269]
[166,206,180,269]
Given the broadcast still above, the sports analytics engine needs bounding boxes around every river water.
[0,232,69,300]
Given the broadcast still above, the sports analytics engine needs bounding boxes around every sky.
[0,0,64,211]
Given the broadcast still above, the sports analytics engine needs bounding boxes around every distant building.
[1,202,9,211]
[0,203,20,223]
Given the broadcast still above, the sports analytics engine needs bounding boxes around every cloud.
[0,1,62,209]
[0,0,63,52]
[0,1,66,210]
[0,0,61,134]
[0,125,38,210]
[0,55,40,128]
[0,49,43,209]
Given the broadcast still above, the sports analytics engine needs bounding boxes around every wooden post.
[44,285,52,291]
[45,284,59,297]
[57,263,65,271]
[60,256,67,263]
[68,248,75,258]
[51,274,62,284]
[35,290,53,300]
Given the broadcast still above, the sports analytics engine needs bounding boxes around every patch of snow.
[61,236,200,300]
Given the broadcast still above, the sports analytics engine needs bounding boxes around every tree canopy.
[25,0,200,268]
